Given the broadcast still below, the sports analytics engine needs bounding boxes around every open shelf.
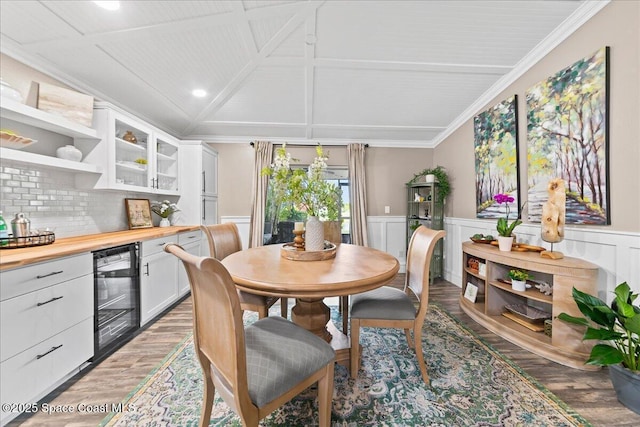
[0,147,102,174]
[0,97,98,140]
[489,279,552,304]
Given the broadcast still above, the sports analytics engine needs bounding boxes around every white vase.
[497,235,514,251]
[305,216,325,251]
[56,145,83,161]
[511,279,527,292]
[159,218,170,227]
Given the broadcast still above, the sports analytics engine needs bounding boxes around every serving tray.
[280,242,336,261]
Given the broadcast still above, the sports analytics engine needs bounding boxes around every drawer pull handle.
[157,242,167,247]
[36,344,63,360]
[37,296,64,306]
[144,262,149,276]
[36,270,63,279]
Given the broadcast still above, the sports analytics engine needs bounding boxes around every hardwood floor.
[9,276,639,426]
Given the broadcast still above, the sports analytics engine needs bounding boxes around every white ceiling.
[0,0,606,147]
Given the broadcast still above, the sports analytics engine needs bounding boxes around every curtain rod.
[250,142,369,148]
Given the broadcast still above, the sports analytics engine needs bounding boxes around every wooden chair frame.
[165,244,335,427]
[201,223,288,318]
[350,226,446,384]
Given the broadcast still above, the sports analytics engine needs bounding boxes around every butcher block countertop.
[0,226,200,271]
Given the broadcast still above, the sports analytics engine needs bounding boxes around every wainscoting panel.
[444,217,640,302]
[367,216,407,272]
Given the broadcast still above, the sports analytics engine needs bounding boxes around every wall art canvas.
[526,46,610,225]
[474,95,520,219]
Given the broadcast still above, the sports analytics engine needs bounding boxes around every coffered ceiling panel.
[210,65,305,123]
[313,67,500,127]
[42,0,235,35]
[0,0,604,147]
[315,0,581,65]
[98,25,252,117]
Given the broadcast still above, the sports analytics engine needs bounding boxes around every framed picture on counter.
[125,198,153,229]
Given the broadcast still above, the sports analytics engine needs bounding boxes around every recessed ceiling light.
[93,1,120,11]
[192,89,207,98]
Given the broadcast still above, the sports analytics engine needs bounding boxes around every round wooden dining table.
[221,243,400,366]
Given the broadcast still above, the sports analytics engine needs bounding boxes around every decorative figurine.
[540,178,565,259]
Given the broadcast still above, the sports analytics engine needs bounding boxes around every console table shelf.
[460,241,599,370]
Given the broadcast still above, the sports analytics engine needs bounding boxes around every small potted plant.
[508,269,529,292]
[558,282,640,415]
[151,200,180,227]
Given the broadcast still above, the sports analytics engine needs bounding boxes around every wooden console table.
[460,241,599,370]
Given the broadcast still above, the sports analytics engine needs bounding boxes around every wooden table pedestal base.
[291,298,352,369]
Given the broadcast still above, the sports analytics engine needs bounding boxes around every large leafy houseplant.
[558,282,640,371]
[262,144,341,220]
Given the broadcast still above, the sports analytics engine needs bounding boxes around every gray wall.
[210,143,433,218]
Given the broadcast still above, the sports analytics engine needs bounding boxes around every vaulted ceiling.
[0,1,605,147]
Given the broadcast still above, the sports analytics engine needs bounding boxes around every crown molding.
[194,135,435,149]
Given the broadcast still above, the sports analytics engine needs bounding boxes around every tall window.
[263,167,351,245]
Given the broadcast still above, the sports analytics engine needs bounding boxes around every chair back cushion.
[202,223,242,260]
[406,226,446,308]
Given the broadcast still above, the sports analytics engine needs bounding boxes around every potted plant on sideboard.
[558,282,640,415]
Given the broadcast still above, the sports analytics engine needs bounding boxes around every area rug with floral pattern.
[100,304,590,426]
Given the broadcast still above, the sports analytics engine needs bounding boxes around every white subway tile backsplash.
[0,160,153,238]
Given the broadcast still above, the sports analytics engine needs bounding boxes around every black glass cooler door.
[93,243,140,360]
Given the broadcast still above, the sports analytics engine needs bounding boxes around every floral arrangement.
[262,144,341,219]
[508,269,529,282]
[493,193,521,237]
[151,200,179,219]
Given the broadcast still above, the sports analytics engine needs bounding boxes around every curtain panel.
[348,143,369,247]
[249,141,273,248]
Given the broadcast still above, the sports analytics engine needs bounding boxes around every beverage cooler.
[93,243,140,361]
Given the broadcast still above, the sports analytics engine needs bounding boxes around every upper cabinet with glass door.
[86,103,179,195]
[154,131,179,193]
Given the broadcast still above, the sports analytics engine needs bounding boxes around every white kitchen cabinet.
[85,103,179,195]
[177,230,201,296]
[0,254,93,426]
[178,142,219,225]
[202,147,218,196]
[0,97,101,175]
[139,236,178,326]
[202,196,218,226]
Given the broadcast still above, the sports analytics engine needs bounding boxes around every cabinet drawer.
[1,253,92,301]
[178,230,201,245]
[0,318,93,425]
[141,235,178,257]
[1,274,93,362]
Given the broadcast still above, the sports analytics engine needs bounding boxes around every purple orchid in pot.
[493,193,522,251]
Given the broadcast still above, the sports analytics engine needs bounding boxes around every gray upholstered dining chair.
[165,243,335,427]
[202,223,288,318]
[349,225,446,384]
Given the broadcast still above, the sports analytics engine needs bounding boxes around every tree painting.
[474,95,520,219]
[526,47,609,225]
